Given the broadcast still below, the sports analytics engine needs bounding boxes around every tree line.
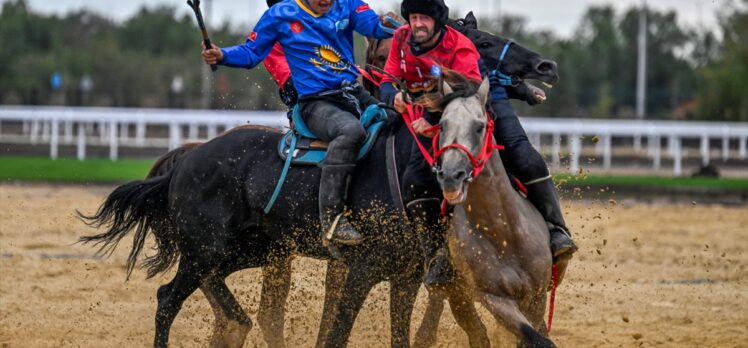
[0,0,746,121]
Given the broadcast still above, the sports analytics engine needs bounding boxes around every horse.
[424,70,556,347]
[79,20,559,348]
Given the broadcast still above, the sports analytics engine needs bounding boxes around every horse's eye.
[476,124,485,133]
[480,42,491,49]
[378,55,386,62]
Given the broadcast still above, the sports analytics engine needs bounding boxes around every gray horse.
[428,72,556,348]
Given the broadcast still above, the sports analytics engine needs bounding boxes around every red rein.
[402,102,504,177]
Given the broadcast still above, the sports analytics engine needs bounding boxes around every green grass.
[1,156,746,189]
[0,156,154,183]
[554,174,748,190]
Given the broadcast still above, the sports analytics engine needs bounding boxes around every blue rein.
[490,41,517,87]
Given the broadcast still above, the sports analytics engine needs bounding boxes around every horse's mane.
[418,68,480,111]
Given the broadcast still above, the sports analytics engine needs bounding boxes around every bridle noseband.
[431,110,504,180]
[489,40,522,87]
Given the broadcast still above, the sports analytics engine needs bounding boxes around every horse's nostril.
[452,170,466,181]
[535,60,557,75]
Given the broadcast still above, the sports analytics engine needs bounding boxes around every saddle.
[277,104,388,165]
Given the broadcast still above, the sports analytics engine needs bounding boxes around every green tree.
[698,0,748,121]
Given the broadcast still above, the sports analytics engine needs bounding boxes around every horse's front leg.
[389,263,422,348]
[413,292,445,348]
[481,293,555,348]
[257,252,294,348]
[447,287,489,348]
[319,263,378,348]
[315,259,349,348]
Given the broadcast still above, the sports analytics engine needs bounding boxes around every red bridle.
[402,103,504,179]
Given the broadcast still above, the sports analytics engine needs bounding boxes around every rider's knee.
[508,142,550,182]
[338,122,367,147]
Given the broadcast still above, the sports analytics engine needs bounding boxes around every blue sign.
[50,72,62,91]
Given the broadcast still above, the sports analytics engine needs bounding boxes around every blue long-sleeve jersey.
[220,0,392,98]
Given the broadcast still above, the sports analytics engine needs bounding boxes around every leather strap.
[385,133,405,213]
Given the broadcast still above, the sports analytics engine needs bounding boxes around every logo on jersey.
[249,32,257,41]
[290,21,304,33]
[310,45,350,73]
[430,64,442,77]
[335,19,349,31]
[355,4,370,13]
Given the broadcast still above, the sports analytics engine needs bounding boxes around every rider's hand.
[393,92,407,113]
[380,11,400,29]
[412,118,437,138]
[202,42,223,65]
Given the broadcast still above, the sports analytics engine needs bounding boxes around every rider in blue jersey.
[203,0,395,246]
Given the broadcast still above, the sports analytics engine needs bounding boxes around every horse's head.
[362,37,394,100]
[430,71,492,205]
[448,12,559,87]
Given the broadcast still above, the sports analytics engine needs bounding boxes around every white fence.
[1,106,746,176]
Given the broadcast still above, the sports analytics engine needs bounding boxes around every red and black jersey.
[381,25,482,94]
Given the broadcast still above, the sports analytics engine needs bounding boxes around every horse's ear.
[478,77,490,106]
[464,12,478,29]
[441,79,454,95]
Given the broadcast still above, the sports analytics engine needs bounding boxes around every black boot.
[319,164,363,246]
[525,176,578,260]
[406,198,454,289]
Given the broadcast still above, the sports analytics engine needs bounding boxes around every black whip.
[187,0,218,71]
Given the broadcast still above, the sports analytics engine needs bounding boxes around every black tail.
[78,173,176,279]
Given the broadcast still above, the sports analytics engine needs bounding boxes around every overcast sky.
[19,0,726,37]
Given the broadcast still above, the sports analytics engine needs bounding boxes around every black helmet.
[401,0,449,28]
[266,0,282,7]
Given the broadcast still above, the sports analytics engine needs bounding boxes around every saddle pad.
[278,105,388,165]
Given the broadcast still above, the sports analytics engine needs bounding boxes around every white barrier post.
[673,137,682,176]
[700,135,710,166]
[569,133,581,174]
[50,119,59,160]
[721,128,730,161]
[667,134,677,156]
[169,122,181,150]
[603,134,612,170]
[136,121,146,147]
[740,136,747,159]
[652,135,661,170]
[552,133,561,167]
[109,120,118,160]
[77,123,86,160]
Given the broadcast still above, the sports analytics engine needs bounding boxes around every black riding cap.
[266,0,282,7]
[401,0,449,28]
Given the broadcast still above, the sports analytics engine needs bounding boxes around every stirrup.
[323,213,364,246]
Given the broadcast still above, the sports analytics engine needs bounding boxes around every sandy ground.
[1,182,747,348]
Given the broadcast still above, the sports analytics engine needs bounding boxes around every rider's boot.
[319,164,363,246]
[525,176,578,261]
[406,198,454,289]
